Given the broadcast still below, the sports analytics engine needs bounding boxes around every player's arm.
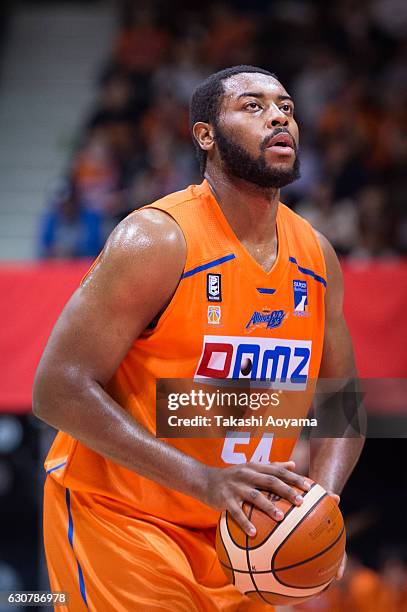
[33,209,308,535]
[33,210,210,501]
[310,232,365,494]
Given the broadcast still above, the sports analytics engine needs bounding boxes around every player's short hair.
[189,65,278,176]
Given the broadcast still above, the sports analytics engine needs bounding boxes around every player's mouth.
[265,133,295,156]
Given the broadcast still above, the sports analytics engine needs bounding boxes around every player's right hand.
[203,461,310,537]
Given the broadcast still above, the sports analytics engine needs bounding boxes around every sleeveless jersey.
[44,180,326,529]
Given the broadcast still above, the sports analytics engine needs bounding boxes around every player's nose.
[266,105,289,128]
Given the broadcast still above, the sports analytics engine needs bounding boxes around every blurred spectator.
[296,183,358,255]
[297,554,407,612]
[152,39,209,105]
[87,72,139,161]
[72,126,122,220]
[202,4,257,68]
[39,180,103,259]
[113,5,170,75]
[370,0,407,40]
[350,185,398,259]
[281,144,322,204]
[292,47,346,132]
[339,556,392,612]
[377,548,407,611]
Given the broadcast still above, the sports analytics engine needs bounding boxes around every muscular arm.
[309,232,365,494]
[33,210,210,500]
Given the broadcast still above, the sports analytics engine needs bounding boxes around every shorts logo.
[246,309,286,332]
[293,280,309,315]
[208,305,221,324]
[207,273,221,302]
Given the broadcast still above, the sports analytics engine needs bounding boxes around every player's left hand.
[327,491,347,580]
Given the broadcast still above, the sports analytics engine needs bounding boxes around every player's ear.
[193,122,215,152]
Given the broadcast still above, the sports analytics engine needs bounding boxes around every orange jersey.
[44,179,326,529]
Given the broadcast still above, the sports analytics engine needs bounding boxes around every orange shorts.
[43,476,272,611]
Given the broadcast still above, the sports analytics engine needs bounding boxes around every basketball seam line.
[270,492,328,572]
[274,524,346,573]
[219,524,345,579]
[243,589,316,601]
[220,514,236,586]
[249,483,316,551]
[245,497,270,604]
[271,526,345,590]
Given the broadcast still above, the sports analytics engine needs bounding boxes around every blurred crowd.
[39,0,407,258]
[295,551,407,612]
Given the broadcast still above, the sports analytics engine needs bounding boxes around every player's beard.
[214,124,300,189]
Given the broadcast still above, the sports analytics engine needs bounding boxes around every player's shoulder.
[140,182,205,214]
[107,207,186,265]
[81,206,187,291]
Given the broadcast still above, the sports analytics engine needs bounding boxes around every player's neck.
[204,168,280,244]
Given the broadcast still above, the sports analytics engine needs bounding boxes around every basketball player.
[33,66,364,611]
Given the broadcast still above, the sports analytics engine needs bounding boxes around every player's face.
[214,73,300,188]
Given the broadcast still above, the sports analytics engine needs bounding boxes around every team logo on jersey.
[208,305,221,324]
[245,309,286,332]
[207,273,221,302]
[293,280,309,316]
[195,335,312,389]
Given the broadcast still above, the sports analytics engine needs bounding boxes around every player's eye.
[244,101,261,111]
[281,104,294,115]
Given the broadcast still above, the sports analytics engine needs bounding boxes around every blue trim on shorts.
[65,488,88,608]
[288,256,327,287]
[46,461,67,474]
[181,253,236,278]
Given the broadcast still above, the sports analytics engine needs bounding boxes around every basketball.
[216,479,346,606]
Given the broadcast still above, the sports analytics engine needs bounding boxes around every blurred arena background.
[0,0,406,610]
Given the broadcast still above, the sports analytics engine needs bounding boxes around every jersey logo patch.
[208,305,221,324]
[293,280,309,316]
[207,273,221,302]
[245,309,286,332]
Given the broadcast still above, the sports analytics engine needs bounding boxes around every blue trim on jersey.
[256,288,276,294]
[46,461,67,474]
[181,253,236,279]
[288,257,327,287]
[65,488,88,608]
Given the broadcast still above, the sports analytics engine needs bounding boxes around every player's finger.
[254,464,311,493]
[276,460,296,470]
[251,460,296,471]
[327,491,340,504]
[227,502,256,537]
[254,473,305,506]
[242,488,284,522]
